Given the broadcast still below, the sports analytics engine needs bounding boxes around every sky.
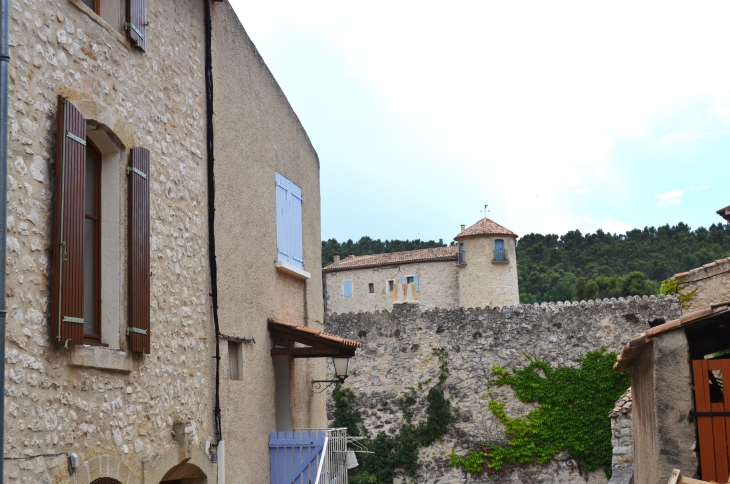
[228,0,730,243]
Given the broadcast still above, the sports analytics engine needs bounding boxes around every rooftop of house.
[614,301,730,372]
[322,246,459,273]
[609,387,632,418]
[718,204,730,223]
[673,257,730,280]
[454,217,518,240]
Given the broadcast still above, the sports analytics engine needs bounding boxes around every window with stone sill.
[52,97,151,354]
[75,0,147,52]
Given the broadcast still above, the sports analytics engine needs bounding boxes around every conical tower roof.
[454,217,518,240]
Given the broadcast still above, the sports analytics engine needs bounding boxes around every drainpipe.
[0,0,10,477]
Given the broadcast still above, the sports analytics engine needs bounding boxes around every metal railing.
[315,428,348,484]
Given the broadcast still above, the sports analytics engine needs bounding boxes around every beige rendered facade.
[211,2,327,482]
[4,1,329,483]
[324,218,520,314]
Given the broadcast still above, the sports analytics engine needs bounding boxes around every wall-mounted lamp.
[312,357,351,391]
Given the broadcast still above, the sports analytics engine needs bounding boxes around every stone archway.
[91,479,123,484]
[158,461,207,483]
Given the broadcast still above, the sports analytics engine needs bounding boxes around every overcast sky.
[228,0,729,243]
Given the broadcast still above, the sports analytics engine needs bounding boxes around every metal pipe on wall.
[0,0,10,476]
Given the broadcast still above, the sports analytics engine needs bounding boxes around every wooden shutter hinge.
[126,166,148,179]
[66,131,86,145]
[127,327,148,336]
[60,241,68,261]
[62,316,84,324]
[124,22,146,39]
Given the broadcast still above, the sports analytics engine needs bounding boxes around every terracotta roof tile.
[323,246,458,273]
[454,217,518,240]
[614,304,730,372]
[268,319,362,348]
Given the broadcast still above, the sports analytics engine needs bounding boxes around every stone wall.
[5,0,215,482]
[325,296,680,483]
[608,389,634,484]
[674,257,730,313]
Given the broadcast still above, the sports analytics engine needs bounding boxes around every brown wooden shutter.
[51,97,86,347]
[126,0,147,52]
[127,147,151,353]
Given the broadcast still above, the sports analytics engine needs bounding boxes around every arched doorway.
[159,461,207,483]
[91,479,123,484]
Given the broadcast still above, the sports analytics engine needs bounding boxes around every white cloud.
[576,188,592,195]
[597,220,634,235]
[655,189,684,209]
[689,185,707,190]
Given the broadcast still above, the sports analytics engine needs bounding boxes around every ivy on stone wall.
[332,348,455,483]
[659,275,697,308]
[449,348,629,477]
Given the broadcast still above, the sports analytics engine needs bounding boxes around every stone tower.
[455,217,519,308]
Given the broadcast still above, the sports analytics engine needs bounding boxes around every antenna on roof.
[481,204,490,218]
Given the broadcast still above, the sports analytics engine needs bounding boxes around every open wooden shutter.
[51,97,86,346]
[128,147,150,353]
[126,0,147,52]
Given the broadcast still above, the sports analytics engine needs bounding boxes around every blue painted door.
[269,430,325,484]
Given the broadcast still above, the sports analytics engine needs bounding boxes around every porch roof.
[614,301,730,372]
[268,319,362,358]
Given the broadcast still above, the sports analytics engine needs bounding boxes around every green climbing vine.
[660,275,697,308]
[332,348,455,483]
[449,348,629,477]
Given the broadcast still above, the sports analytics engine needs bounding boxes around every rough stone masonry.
[325,295,680,483]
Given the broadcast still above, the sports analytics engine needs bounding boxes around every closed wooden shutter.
[343,280,352,298]
[276,172,305,269]
[128,147,151,353]
[126,0,147,51]
[51,97,86,346]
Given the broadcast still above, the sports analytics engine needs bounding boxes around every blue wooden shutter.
[414,275,419,291]
[275,173,304,269]
[343,280,352,298]
[289,181,304,268]
[400,276,406,284]
[495,239,504,261]
[275,173,289,264]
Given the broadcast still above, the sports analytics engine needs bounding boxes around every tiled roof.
[268,319,362,348]
[454,217,518,240]
[614,301,730,372]
[322,246,458,273]
[609,388,632,418]
[718,204,730,223]
[673,257,730,279]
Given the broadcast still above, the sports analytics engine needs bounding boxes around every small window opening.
[458,243,466,264]
[388,280,394,292]
[494,239,505,262]
[368,283,374,294]
[228,341,242,380]
[406,276,415,284]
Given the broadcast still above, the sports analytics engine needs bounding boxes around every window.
[403,275,419,291]
[368,283,375,294]
[228,341,242,380]
[343,280,353,298]
[83,141,102,344]
[458,243,466,264]
[275,172,310,279]
[494,239,505,262]
[77,0,147,52]
[52,97,151,353]
[387,280,395,292]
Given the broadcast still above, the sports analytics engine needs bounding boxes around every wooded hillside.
[321,222,730,303]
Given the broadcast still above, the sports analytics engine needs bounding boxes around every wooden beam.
[668,469,727,484]
[270,347,356,358]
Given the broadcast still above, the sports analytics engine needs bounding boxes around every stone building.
[614,302,730,484]
[323,217,520,314]
[667,204,730,314]
[4,1,337,483]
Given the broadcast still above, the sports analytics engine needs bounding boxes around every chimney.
[333,254,340,264]
[460,224,465,231]
[349,252,355,258]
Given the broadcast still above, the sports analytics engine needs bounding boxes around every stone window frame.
[386,279,395,294]
[368,282,375,295]
[69,0,133,51]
